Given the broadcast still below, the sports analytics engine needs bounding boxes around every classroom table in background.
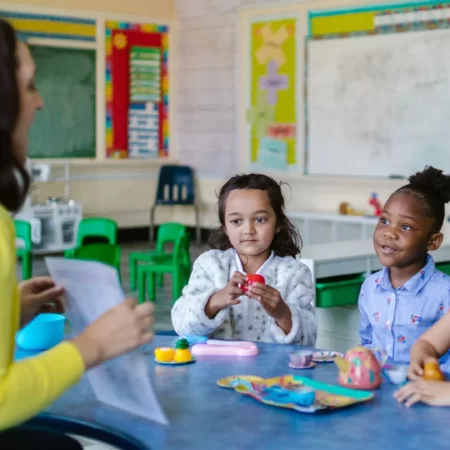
[298,238,450,280]
[41,336,450,450]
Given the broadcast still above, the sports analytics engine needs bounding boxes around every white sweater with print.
[171,249,317,345]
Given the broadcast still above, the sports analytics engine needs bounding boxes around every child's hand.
[394,380,450,407]
[205,271,245,318]
[408,356,439,381]
[247,283,292,332]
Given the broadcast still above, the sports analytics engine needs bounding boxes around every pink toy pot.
[334,346,382,390]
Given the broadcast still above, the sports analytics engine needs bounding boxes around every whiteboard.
[306,28,450,177]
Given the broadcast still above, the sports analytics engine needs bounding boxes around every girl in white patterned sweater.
[171,174,317,345]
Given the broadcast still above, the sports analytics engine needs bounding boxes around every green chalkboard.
[28,45,96,159]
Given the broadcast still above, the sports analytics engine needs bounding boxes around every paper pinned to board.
[45,257,168,425]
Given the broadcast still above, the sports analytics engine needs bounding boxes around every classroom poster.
[247,18,297,172]
[105,21,169,159]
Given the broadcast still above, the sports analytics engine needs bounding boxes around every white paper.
[45,257,168,425]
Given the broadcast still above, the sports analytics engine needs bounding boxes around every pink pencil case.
[191,340,259,357]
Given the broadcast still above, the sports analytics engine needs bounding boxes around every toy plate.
[312,351,344,362]
[154,357,196,366]
[217,375,374,413]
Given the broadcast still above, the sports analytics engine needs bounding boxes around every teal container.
[16,313,66,351]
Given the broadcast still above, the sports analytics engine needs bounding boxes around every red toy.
[369,192,383,217]
[242,274,265,292]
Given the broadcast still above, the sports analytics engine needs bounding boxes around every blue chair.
[150,165,200,244]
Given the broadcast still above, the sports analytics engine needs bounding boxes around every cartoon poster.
[247,18,297,171]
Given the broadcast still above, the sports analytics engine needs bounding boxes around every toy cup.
[243,274,265,292]
[384,365,409,385]
[290,350,313,367]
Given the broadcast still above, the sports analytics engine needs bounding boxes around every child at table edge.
[171,173,317,345]
[359,166,450,367]
[395,311,450,407]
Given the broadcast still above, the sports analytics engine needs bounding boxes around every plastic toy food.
[423,361,445,381]
[154,347,175,363]
[334,346,382,389]
[243,274,265,292]
[173,338,193,363]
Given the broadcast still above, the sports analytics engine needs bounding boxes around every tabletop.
[47,336,450,450]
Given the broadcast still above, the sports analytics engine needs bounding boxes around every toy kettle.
[334,346,382,390]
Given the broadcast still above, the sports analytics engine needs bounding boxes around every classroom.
[3,0,450,448]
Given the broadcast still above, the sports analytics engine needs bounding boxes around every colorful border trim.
[309,1,450,37]
[105,21,169,159]
[1,11,96,41]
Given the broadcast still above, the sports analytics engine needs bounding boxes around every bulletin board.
[105,21,170,159]
[245,16,298,172]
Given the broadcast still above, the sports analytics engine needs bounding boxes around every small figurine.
[369,192,383,217]
[334,346,382,389]
[338,202,364,216]
[423,360,445,381]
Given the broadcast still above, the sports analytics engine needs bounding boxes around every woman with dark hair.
[0,19,155,448]
[171,173,317,345]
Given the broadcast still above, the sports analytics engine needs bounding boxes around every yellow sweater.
[0,205,85,430]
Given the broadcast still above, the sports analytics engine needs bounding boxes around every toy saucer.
[289,361,316,370]
[154,357,196,366]
[312,351,344,362]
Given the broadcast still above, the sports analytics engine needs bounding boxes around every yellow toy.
[154,338,195,365]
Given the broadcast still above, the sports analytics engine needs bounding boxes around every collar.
[375,254,435,295]
[234,249,274,275]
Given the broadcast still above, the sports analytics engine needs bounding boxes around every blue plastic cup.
[16,313,66,351]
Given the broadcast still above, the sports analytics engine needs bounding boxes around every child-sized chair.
[137,232,191,304]
[68,243,122,282]
[14,219,32,280]
[149,165,201,245]
[65,217,118,258]
[129,222,188,291]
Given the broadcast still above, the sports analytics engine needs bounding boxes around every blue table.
[45,337,450,450]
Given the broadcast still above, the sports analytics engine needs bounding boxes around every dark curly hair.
[0,18,30,212]
[208,173,302,257]
[394,165,450,233]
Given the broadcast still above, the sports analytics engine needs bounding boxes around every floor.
[17,242,206,449]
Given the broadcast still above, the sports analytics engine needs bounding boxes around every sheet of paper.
[45,257,168,425]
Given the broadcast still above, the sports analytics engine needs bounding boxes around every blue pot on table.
[16,313,66,351]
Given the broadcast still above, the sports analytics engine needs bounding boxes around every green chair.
[68,243,122,282]
[15,219,32,280]
[129,223,188,291]
[137,232,191,304]
[65,217,118,258]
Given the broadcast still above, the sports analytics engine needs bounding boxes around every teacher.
[0,19,154,449]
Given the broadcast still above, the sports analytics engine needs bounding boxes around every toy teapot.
[334,346,382,390]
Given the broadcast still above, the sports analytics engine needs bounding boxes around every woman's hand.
[247,283,292,333]
[72,298,154,369]
[394,380,450,407]
[19,277,65,327]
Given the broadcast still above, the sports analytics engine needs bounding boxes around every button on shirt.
[359,255,450,366]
